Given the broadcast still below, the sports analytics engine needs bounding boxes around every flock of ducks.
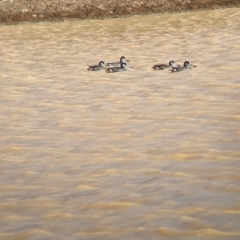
[87,56,197,73]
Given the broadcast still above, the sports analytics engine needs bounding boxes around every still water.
[0,8,240,240]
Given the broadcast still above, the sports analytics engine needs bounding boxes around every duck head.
[99,61,105,67]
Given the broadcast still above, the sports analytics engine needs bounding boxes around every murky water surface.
[0,8,240,240]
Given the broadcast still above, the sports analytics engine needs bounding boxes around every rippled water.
[0,8,240,240]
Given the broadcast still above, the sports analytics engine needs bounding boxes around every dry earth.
[0,0,240,24]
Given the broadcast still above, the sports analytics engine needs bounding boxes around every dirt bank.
[0,0,240,24]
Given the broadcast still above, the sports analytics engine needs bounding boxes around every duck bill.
[126,60,130,62]
[192,65,197,67]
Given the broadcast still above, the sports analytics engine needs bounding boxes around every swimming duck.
[105,62,128,73]
[170,61,197,72]
[105,56,130,67]
[152,60,179,70]
[87,61,105,71]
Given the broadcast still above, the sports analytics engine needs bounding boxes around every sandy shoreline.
[0,0,240,24]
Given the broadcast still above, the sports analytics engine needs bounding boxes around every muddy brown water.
[0,8,240,240]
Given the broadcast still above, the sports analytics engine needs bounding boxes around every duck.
[170,61,197,72]
[105,62,128,73]
[105,56,130,67]
[87,61,105,71]
[152,60,179,70]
